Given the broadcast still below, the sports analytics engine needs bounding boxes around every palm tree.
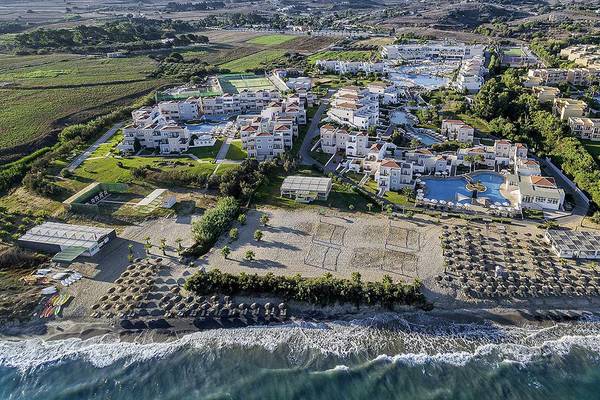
[159,238,167,255]
[127,244,134,262]
[260,214,269,226]
[244,250,255,261]
[143,236,153,256]
[366,203,373,212]
[221,246,231,259]
[229,228,239,242]
[175,238,184,256]
[237,214,247,225]
[254,230,263,241]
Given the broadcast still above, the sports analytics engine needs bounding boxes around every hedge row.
[185,269,428,309]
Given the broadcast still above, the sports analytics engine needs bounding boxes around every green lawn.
[246,34,295,46]
[582,140,600,160]
[310,149,332,165]
[186,139,223,161]
[225,139,247,160]
[307,50,376,64]
[218,50,287,73]
[457,113,491,135]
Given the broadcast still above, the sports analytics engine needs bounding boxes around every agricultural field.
[307,50,377,64]
[218,49,287,73]
[0,53,167,155]
[246,34,296,46]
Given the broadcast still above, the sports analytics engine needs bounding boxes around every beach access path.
[67,122,123,172]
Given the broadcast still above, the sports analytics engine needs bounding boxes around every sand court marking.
[385,222,421,252]
[350,248,419,277]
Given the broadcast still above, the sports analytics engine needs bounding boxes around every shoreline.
[1,301,595,343]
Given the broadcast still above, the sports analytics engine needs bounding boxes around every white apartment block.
[158,99,201,121]
[375,159,415,192]
[569,117,600,141]
[560,45,600,68]
[500,47,539,68]
[319,124,370,157]
[525,67,600,87]
[382,42,485,61]
[505,175,565,211]
[553,98,588,120]
[454,56,487,93]
[200,90,281,116]
[315,60,385,75]
[367,82,399,105]
[532,86,560,104]
[237,96,306,160]
[441,120,474,144]
[515,158,542,176]
[327,86,379,130]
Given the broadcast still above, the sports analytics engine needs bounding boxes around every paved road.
[299,92,332,166]
[67,122,123,172]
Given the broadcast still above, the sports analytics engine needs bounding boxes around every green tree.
[229,228,239,242]
[244,250,255,261]
[237,213,247,225]
[144,236,153,256]
[221,245,231,259]
[254,230,263,241]
[260,214,269,226]
[159,238,167,255]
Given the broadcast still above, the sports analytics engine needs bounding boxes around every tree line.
[13,18,198,52]
[185,269,428,309]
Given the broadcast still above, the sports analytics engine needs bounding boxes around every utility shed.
[545,229,600,259]
[17,222,116,261]
[280,176,332,203]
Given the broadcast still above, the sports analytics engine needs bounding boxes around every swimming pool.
[186,121,228,134]
[409,129,440,146]
[421,172,510,205]
[389,72,449,90]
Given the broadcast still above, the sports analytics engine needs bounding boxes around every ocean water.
[2,313,600,400]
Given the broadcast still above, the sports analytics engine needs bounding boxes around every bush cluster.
[189,197,240,255]
[185,269,427,309]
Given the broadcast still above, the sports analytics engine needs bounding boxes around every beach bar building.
[545,229,600,259]
[17,222,116,262]
[280,176,332,203]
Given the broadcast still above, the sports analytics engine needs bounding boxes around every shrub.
[189,197,239,255]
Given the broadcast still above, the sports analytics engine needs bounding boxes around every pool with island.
[420,171,512,206]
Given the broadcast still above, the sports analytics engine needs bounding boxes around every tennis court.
[217,73,277,94]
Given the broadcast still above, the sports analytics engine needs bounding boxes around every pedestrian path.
[67,122,123,172]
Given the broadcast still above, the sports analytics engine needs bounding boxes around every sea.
[1,312,600,400]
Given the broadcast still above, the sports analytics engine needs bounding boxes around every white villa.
[553,98,588,120]
[560,45,600,68]
[441,120,474,144]
[200,89,281,115]
[319,124,370,157]
[505,175,565,211]
[532,86,561,104]
[327,86,379,130]
[367,82,399,105]
[569,117,600,141]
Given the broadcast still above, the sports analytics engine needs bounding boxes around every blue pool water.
[185,121,227,134]
[421,172,509,204]
[389,72,449,90]
[409,130,439,146]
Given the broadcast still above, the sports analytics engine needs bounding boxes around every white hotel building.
[237,96,307,161]
[326,86,379,130]
[381,42,485,61]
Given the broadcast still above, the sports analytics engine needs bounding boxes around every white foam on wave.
[2,316,600,373]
